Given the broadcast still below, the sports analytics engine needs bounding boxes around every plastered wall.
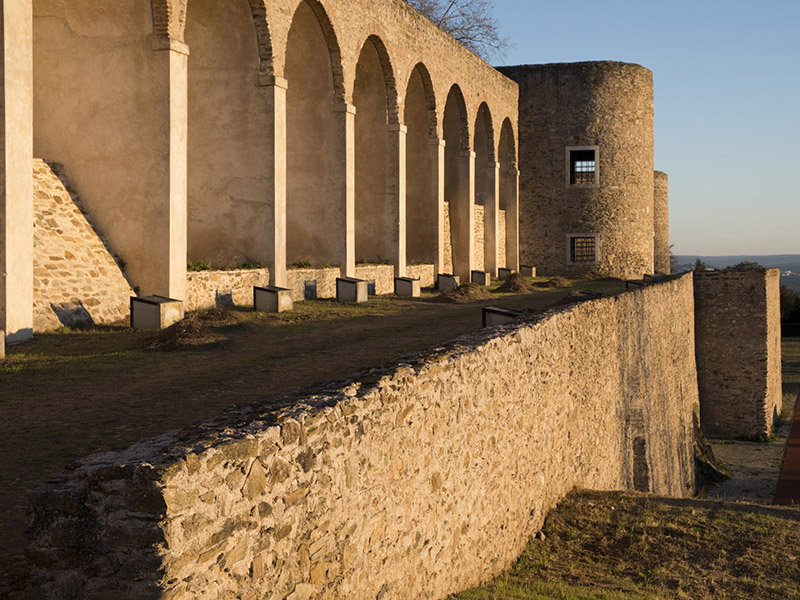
[28,275,699,600]
[694,269,782,437]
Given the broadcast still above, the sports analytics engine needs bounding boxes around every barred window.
[570,236,596,262]
[570,149,596,185]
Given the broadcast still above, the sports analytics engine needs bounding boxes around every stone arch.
[152,0,275,78]
[357,34,400,126]
[499,118,517,169]
[404,62,439,267]
[404,62,438,138]
[294,0,346,102]
[444,84,470,152]
[473,102,495,271]
[245,0,275,77]
[285,0,348,268]
[498,118,519,270]
[185,0,270,267]
[354,35,395,264]
[150,0,187,41]
[443,84,472,279]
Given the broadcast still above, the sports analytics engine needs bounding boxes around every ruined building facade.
[1,0,670,343]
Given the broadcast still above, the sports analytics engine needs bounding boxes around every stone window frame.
[565,145,599,187]
[566,233,600,265]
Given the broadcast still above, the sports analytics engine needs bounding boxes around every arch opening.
[499,118,518,270]
[185,0,269,267]
[285,0,344,267]
[473,103,494,272]
[404,64,438,267]
[354,37,392,265]
[443,85,471,279]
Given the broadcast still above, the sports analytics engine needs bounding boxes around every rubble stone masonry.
[32,160,133,330]
[694,268,782,437]
[29,275,698,600]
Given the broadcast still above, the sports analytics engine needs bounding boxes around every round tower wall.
[653,170,670,274]
[499,62,655,279]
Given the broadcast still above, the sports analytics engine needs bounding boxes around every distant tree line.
[782,285,800,337]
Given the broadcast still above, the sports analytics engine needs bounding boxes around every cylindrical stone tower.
[654,170,670,274]
[498,62,655,279]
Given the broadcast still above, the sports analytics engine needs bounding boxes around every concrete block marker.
[498,268,514,280]
[336,277,368,303]
[254,286,293,313]
[394,277,421,298]
[482,306,524,327]
[520,265,536,277]
[130,296,184,330]
[437,274,460,292]
[471,270,491,286]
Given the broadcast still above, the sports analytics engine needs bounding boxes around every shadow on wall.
[49,301,95,328]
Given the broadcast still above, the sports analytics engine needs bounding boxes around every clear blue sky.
[490,0,799,256]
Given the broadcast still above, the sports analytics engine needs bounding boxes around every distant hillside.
[674,255,800,293]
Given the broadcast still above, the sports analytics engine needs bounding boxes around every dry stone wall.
[185,269,272,312]
[32,159,133,330]
[694,269,782,437]
[406,263,435,288]
[29,275,698,600]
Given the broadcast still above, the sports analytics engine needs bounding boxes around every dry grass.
[449,490,800,600]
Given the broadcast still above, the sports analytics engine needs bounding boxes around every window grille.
[570,149,596,185]
[570,236,596,262]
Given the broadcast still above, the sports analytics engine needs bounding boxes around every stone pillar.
[259,75,288,287]
[505,167,520,272]
[433,137,446,275]
[654,170,670,275]
[388,124,407,277]
[1,0,33,343]
[150,38,188,301]
[483,162,500,276]
[335,102,356,278]
[451,150,476,282]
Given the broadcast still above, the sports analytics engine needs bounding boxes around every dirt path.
[706,339,800,504]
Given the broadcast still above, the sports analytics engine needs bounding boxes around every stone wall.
[32,160,133,330]
[185,269,272,312]
[499,62,654,280]
[694,269,782,437]
[653,171,670,274]
[28,274,699,600]
[406,263,435,288]
[354,265,395,295]
[286,268,341,302]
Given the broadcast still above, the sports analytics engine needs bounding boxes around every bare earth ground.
[706,338,800,504]
[0,277,622,596]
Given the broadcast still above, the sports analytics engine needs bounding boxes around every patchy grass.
[449,490,800,600]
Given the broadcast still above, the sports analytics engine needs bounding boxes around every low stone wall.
[286,268,341,302]
[694,269,782,437]
[33,159,133,330]
[354,264,395,295]
[28,274,699,600]
[407,263,435,288]
[185,269,272,311]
